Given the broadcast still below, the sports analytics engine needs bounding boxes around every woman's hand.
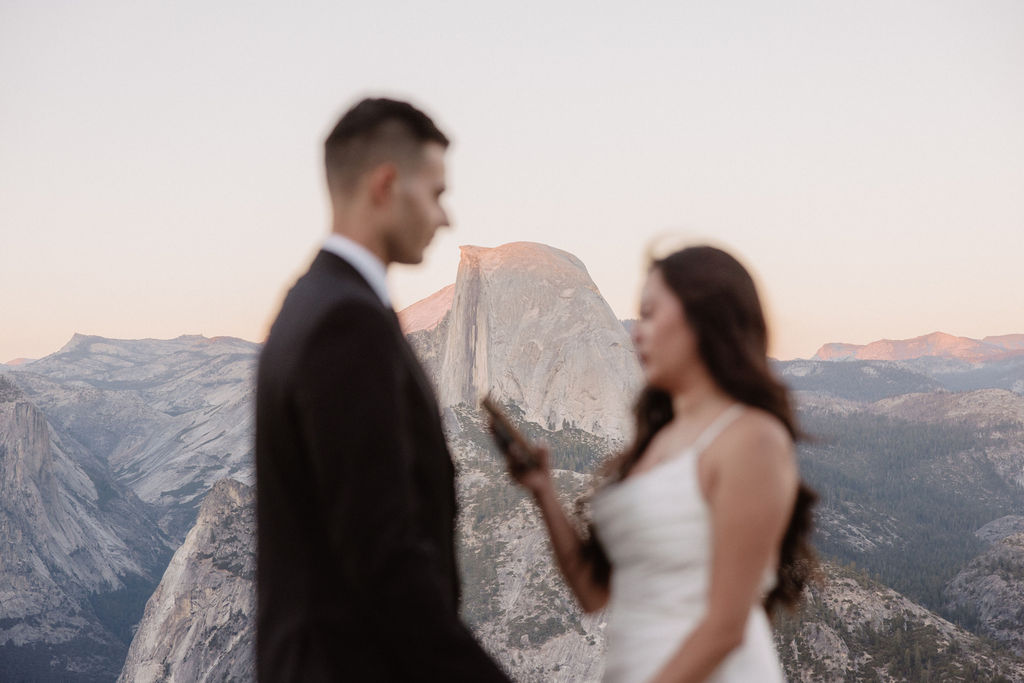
[506,442,553,497]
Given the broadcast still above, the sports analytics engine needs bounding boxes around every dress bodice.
[590,405,785,683]
[593,452,711,617]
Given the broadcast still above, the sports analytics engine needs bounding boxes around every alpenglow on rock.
[813,331,1024,362]
[433,242,642,444]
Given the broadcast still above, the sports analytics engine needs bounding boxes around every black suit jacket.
[256,250,508,681]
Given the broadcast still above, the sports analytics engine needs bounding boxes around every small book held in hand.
[481,394,540,471]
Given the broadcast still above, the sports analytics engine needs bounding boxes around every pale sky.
[2,0,1022,362]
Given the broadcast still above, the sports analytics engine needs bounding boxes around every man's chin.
[394,252,425,266]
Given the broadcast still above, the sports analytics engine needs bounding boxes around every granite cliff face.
[414,242,642,444]
[118,479,255,683]
[0,376,170,681]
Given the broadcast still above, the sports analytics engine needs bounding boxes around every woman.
[508,246,816,682]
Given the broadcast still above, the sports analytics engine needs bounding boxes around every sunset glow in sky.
[2,1,1022,362]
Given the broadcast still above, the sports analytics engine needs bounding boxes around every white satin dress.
[591,405,786,683]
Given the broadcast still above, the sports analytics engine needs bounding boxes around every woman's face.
[633,268,700,392]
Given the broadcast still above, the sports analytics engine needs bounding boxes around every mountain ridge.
[432,242,642,444]
[0,376,171,681]
[4,243,1024,680]
[814,331,1024,362]
[8,334,259,538]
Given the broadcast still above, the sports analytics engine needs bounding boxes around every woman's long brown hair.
[584,246,817,615]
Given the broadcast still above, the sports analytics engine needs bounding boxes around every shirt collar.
[321,233,391,306]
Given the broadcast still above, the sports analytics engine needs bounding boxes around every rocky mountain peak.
[195,478,251,525]
[435,242,641,444]
[10,334,259,539]
[57,332,101,353]
[458,241,594,281]
[813,331,1024,362]
[985,334,1024,351]
[399,283,456,334]
[50,333,257,364]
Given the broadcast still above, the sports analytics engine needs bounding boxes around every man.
[256,98,509,681]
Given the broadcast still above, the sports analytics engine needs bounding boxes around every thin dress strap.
[691,404,745,455]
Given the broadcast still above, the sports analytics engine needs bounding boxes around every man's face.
[383,142,450,265]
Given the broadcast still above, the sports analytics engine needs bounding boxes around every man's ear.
[366,162,398,207]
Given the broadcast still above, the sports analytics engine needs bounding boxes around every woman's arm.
[649,413,797,683]
[512,446,610,613]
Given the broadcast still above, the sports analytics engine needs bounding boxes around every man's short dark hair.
[324,98,449,195]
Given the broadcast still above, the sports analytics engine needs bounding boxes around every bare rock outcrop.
[777,562,1024,681]
[12,334,259,538]
[118,478,255,683]
[0,376,169,680]
[945,522,1024,657]
[432,242,641,444]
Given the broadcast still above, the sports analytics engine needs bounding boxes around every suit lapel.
[314,249,444,420]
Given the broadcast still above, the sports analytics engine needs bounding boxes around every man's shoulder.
[282,251,382,316]
[303,249,380,299]
[262,253,393,361]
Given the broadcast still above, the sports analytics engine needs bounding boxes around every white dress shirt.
[321,233,391,307]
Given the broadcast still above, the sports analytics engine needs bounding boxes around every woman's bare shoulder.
[736,407,791,448]
[708,407,794,471]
